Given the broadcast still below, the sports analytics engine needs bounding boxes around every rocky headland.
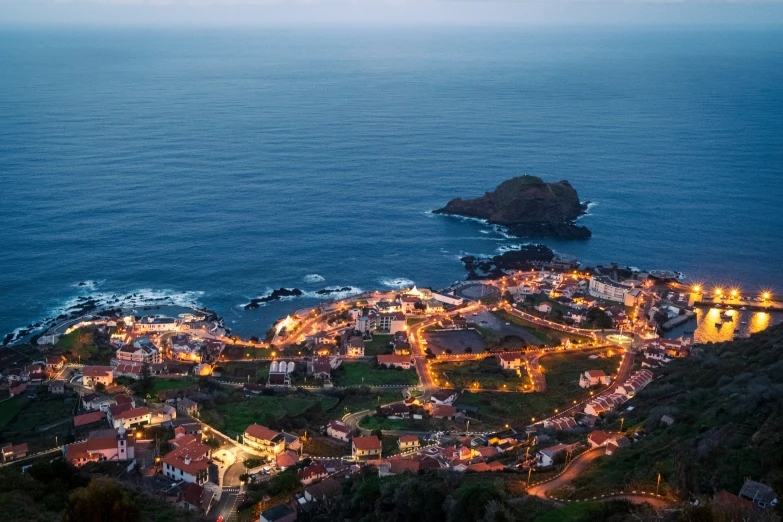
[433,175,591,239]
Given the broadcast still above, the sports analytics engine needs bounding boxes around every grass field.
[0,393,76,452]
[363,335,393,356]
[432,358,527,391]
[56,328,99,360]
[338,391,406,414]
[214,395,339,437]
[221,362,269,382]
[542,350,621,392]
[333,362,419,387]
[150,377,197,396]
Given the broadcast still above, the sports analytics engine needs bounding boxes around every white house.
[579,370,611,388]
[537,443,579,467]
[82,366,114,389]
[498,353,522,370]
[536,302,553,313]
[377,312,406,334]
[326,420,351,442]
[430,389,458,405]
[589,276,634,303]
[161,437,211,485]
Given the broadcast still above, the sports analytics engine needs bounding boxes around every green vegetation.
[338,391,405,414]
[0,460,199,522]
[568,323,783,502]
[210,394,338,437]
[495,310,590,345]
[406,317,426,326]
[542,350,621,392]
[149,377,197,396]
[432,357,527,391]
[0,393,75,452]
[363,334,394,356]
[55,327,114,364]
[359,416,409,431]
[333,362,418,387]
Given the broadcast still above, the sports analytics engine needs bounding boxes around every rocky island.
[434,175,591,239]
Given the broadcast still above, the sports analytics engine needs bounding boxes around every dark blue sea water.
[1,27,782,340]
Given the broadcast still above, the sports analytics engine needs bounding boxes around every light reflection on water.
[665,307,781,344]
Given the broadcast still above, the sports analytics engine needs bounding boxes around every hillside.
[568,323,783,503]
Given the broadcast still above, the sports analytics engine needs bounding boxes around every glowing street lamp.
[731,289,738,299]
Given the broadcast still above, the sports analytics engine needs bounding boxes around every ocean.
[1,27,782,340]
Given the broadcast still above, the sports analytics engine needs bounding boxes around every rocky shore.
[434,175,591,239]
[462,244,555,279]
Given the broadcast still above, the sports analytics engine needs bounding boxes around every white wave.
[71,280,104,291]
[49,288,205,319]
[576,201,598,220]
[302,287,364,301]
[303,274,325,283]
[479,229,491,234]
[379,278,415,289]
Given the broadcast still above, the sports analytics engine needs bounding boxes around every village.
[0,259,779,522]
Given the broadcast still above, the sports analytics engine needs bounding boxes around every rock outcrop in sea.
[434,175,591,239]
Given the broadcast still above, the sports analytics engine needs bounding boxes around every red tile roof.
[352,436,381,451]
[244,424,280,443]
[74,411,106,427]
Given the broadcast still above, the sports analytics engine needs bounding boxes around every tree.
[464,347,473,354]
[63,479,140,522]
[94,382,105,392]
[132,363,154,398]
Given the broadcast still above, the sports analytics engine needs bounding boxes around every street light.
[656,473,661,495]
[620,418,625,431]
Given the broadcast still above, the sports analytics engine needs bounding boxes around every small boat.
[715,304,721,308]
[740,321,748,325]
[720,312,733,321]
[715,322,722,328]
[740,307,747,311]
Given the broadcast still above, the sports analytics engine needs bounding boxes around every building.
[297,463,328,485]
[587,430,613,449]
[392,332,411,355]
[134,316,178,333]
[1,443,28,462]
[161,437,211,485]
[48,380,65,394]
[268,360,295,387]
[340,332,365,357]
[326,420,351,442]
[398,435,419,451]
[244,424,286,454]
[537,442,579,467]
[169,335,202,362]
[739,480,778,509]
[352,436,382,460]
[428,404,457,419]
[579,370,611,388]
[177,398,200,416]
[45,356,64,373]
[276,450,299,469]
[498,353,522,370]
[116,343,160,364]
[588,276,633,303]
[260,503,297,522]
[66,428,135,466]
[114,362,144,379]
[82,366,114,389]
[431,389,458,405]
[376,354,413,369]
[303,477,343,503]
[377,312,406,334]
[170,482,214,514]
[537,302,553,313]
[109,406,152,430]
[73,411,108,434]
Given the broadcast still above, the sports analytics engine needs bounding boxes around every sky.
[1,0,782,27]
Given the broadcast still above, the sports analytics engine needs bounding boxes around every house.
[177,398,200,417]
[276,450,299,469]
[1,443,28,462]
[45,356,64,372]
[660,415,675,426]
[326,420,351,442]
[66,428,136,466]
[587,430,613,449]
[260,503,297,522]
[114,362,144,379]
[161,437,211,484]
[380,403,410,419]
[377,312,406,334]
[171,482,214,514]
[431,389,458,405]
[428,404,457,419]
[340,332,365,357]
[588,276,633,303]
[9,383,26,397]
[268,360,295,387]
[398,435,419,451]
[352,436,382,460]
[399,296,422,314]
[73,411,108,434]
[244,424,286,454]
[82,366,114,389]
[110,406,151,430]
[537,442,579,467]
[739,479,778,509]
[605,436,630,455]
[498,353,522,370]
[48,380,65,394]
[116,343,161,364]
[579,370,611,388]
[297,463,328,485]
[169,335,202,362]
[303,477,342,503]
[150,403,177,427]
[83,394,116,412]
[376,354,412,369]
[134,316,178,333]
[308,356,335,380]
[544,417,577,431]
[537,302,553,313]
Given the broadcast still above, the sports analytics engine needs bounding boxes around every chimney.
[184,455,191,465]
